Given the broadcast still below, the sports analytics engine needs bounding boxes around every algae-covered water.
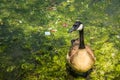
[0,0,120,80]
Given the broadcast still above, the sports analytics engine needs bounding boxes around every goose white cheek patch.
[77,24,83,30]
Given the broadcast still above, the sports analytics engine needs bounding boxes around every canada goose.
[66,21,95,77]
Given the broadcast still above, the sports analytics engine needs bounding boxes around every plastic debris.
[45,31,51,35]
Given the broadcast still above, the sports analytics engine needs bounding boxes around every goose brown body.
[67,38,95,72]
[67,21,95,73]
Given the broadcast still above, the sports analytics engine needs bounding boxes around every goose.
[66,21,95,77]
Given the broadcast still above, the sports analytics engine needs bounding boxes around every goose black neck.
[79,29,85,49]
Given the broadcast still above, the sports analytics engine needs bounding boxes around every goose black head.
[68,21,83,33]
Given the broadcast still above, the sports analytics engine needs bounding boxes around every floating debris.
[45,31,51,35]
[50,29,57,32]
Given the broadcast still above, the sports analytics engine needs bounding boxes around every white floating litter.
[45,31,51,35]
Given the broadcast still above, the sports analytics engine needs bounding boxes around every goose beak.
[68,27,74,33]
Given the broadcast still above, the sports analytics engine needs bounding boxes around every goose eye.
[73,25,78,29]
